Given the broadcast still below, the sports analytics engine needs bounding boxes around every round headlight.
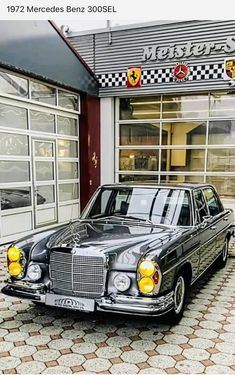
[8,262,23,277]
[113,273,131,292]
[7,246,21,262]
[138,277,155,294]
[27,264,42,281]
[138,260,155,277]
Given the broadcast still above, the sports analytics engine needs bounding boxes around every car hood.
[31,219,188,269]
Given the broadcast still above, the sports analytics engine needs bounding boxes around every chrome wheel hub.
[174,276,185,314]
[222,241,228,262]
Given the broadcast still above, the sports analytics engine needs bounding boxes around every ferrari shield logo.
[127,67,142,88]
[224,58,235,79]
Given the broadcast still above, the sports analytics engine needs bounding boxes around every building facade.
[69,20,235,210]
[0,21,100,244]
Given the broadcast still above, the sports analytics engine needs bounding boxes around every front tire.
[217,239,229,269]
[168,273,187,324]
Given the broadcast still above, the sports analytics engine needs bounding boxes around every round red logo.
[172,63,190,81]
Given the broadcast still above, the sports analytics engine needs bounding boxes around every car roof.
[101,182,211,191]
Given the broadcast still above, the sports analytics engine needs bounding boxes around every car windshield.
[84,187,192,226]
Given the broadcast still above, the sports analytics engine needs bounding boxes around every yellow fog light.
[8,262,22,277]
[138,260,155,277]
[7,246,21,262]
[138,277,155,294]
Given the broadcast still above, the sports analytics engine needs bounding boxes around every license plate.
[45,294,95,312]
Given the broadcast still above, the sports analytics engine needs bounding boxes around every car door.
[202,186,230,260]
[193,188,216,276]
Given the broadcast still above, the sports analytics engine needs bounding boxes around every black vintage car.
[2,183,235,323]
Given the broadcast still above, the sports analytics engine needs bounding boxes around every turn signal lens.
[138,260,155,277]
[153,271,160,284]
[8,262,23,277]
[7,246,21,262]
[138,277,155,294]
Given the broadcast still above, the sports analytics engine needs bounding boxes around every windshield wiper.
[86,215,153,225]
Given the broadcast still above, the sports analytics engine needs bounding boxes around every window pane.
[208,120,235,145]
[58,162,78,179]
[0,103,27,129]
[0,161,29,183]
[35,162,54,181]
[120,97,161,120]
[206,176,235,200]
[0,187,31,210]
[120,123,160,146]
[36,186,54,205]
[194,189,209,222]
[119,149,159,171]
[210,92,235,117]
[207,149,235,172]
[59,183,79,201]
[160,175,204,183]
[162,94,208,119]
[0,72,28,98]
[161,149,205,172]
[119,174,159,183]
[203,187,222,216]
[34,141,53,157]
[58,139,78,158]
[58,91,78,110]
[0,133,28,155]
[30,110,55,133]
[57,116,77,136]
[31,81,56,105]
[162,121,206,145]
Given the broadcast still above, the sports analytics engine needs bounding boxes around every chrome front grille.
[50,250,106,299]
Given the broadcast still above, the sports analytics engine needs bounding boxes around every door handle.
[210,225,217,230]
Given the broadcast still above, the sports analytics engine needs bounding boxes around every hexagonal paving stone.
[0,328,9,338]
[73,321,95,330]
[4,331,29,342]
[109,363,139,374]
[164,334,188,345]
[130,339,156,352]
[205,365,235,373]
[83,332,108,344]
[139,330,163,341]
[199,320,222,330]
[48,338,73,350]
[176,359,205,374]
[93,324,117,333]
[116,327,140,337]
[61,329,85,340]
[57,353,85,367]
[33,315,55,324]
[83,358,111,372]
[96,346,122,359]
[204,313,225,322]
[139,368,166,374]
[20,323,43,333]
[180,317,199,326]
[189,338,214,350]
[16,361,46,374]
[148,354,176,369]
[0,356,21,370]
[223,324,235,333]
[210,353,235,366]
[171,324,194,335]
[43,366,72,374]
[33,349,60,362]
[183,347,210,361]
[39,326,63,336]
[219,332,235,343]
[0,341,14,352]
[1,319,22,329]
[10,345,36,358]
[121,350,148,364]
[194,328,218,339]
[106,336,131,348]
[215,342,235,354]
[156,343,182,356]
[26,335,51,346]
[72,342,97,355]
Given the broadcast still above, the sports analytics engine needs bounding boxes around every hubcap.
[174,276,185,314]
[222,241,228,262]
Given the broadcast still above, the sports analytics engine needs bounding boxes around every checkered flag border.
[98,63,223,88]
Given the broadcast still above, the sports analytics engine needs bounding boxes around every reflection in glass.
[119,174,159,183]
[160,175,204,183]
[0,103,27,129]
[162,121,206,146]
[31,81,56,105]
[30,110,55,133]
[0,133,28,155]
[120,123,160,145]
[36,186,54,205]
[58,162,78,179]
[208,120,235,144]
[210,92,235,117]
[59,183,79,201]
[161,149,205,172]
[58,90,78,110]
[119,150,159,171]
[57,116,77,136]
[35,162,54,181]
[120,97,161,120]
[162,94,208,119]
[0,161,29,183]
[0,187,31,210]
[0,71,28,97]
[207,149,235,172]
[58,139,78,158]
[35,141,53,157]
[206,176,235,199]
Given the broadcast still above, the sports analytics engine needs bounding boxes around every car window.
[203,187,223,217]
[193,189,209,223]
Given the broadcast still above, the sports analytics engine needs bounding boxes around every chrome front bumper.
[2,279,174,316]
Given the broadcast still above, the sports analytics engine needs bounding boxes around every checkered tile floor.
[0,243,235,374]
